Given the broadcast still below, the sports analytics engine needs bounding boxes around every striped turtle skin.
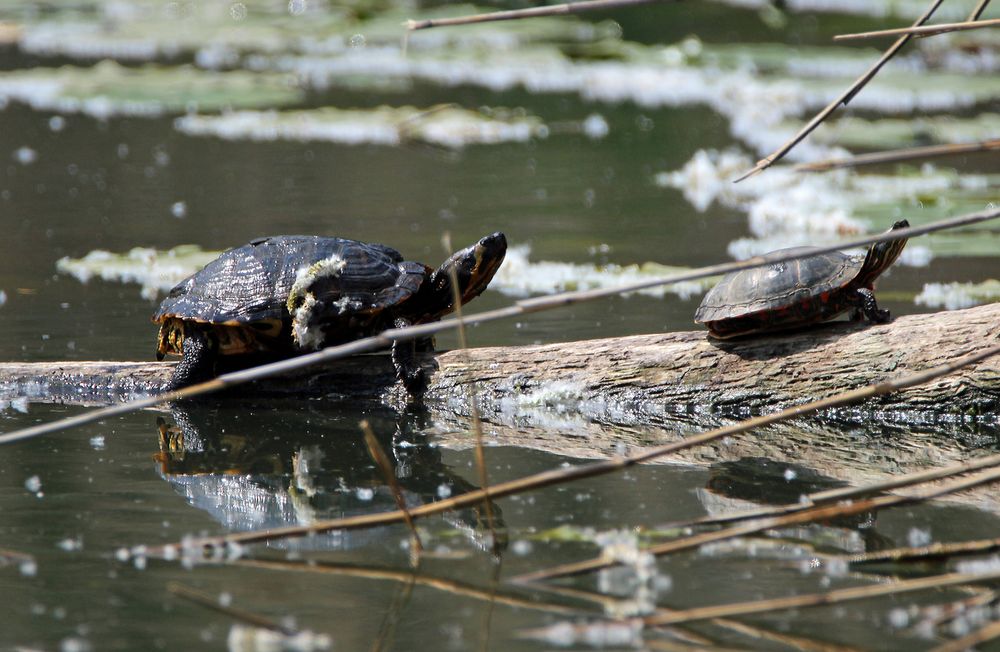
[694,221,908,339]
[154,232,507,392]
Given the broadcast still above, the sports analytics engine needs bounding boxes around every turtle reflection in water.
[155,405,503,552]
[695,220,909,339]
[154,232,507,393]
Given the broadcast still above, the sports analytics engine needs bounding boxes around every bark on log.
[0,303,997,427]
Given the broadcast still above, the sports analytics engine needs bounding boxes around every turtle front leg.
[391,318,428,397]
[852,287,890,324]
[167,329,217,391]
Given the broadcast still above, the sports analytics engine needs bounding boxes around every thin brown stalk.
[917,589,1000,628]
[848,536,1000,565]
[0,547,34,563]
[644,568,1000,627]
[795,139,1000,172]
[643,640,748,652]
[442,232,499,550]
[665,448,1000,530]
[928,617,1000,652]
[969,0,993,20]
[510,452,1000,583]
[140,342,1000,558]
[532,581,871,651]
[167,582,297,635]
[735,0,944,182]
[361,420,423,554]
[370,572,415,652]
[834,17,1000,41]
[406,0,669,30]
[709,618,866,652]
[234,558,587,617]
[2,207,997,448]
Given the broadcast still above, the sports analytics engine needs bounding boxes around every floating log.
[0,303,997,426]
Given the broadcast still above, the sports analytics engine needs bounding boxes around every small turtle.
[694,220,909,339]
[154,232,507,393]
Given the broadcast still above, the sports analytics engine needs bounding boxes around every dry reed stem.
[734,0,944,182]
[930,618,1000,652]
[139,341,1000,557]
[2,208,997,448]
[443,232,499,549]
[643,640,747,652]
[361,420,423,554]
[510,445,1000,583]
[706,618,866,652]
[795,139,1000,172]
[644,568,1000,626]
[848,536,1000,565]
[0,547,34,563]
[834,17,1000,40]
[969,0,993,20]
[666,449,1000,530]
[406,0,669,30]
[916,589,1000,629]
[235,558,588,616]
[167,582,298,635]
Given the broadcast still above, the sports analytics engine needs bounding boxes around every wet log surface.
[0,303,996,423]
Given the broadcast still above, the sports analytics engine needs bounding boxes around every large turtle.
[154,232,507,393]
[694,220,908,339]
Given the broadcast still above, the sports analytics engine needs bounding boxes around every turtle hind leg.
[391,318,428,397]
[166,330,217,391]
[853,287,891,324]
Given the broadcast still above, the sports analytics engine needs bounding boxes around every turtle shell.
[694,247,863,333]
[154,235,428,356]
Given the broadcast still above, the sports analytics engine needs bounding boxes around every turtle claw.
[855,287,891,324]
[392,319,429,398]
[166,330,216,391]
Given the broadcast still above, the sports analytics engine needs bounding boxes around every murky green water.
[1,2,1000,650]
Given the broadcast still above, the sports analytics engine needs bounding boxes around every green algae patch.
[56,245,221,299]
[660,149,1000,267]
[0,61,302,117]
[174,105,565,149]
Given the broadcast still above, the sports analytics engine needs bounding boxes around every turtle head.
[420,232,507,321]
[859,219,908,286]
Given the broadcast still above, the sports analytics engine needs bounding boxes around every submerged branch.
[167,582,298,635]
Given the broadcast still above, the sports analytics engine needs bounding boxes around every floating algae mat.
[173,105,577,149]
[658,149,1000,264]
[0,61,302,118]
[7,2,616,63]
[56,246,221,300]
[916,280,1000,310]
[56,243,714,301]
[1,4,998,164]
[492,246,717,300]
